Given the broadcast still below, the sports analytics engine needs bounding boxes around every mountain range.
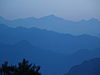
[0,15,100,36]
[0,24,100,53]
[0,16,100,75]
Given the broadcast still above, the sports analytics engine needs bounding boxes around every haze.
[0,0,100,21]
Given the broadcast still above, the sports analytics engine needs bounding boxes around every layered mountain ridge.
[0,15,100,36]
[0,24,100,53]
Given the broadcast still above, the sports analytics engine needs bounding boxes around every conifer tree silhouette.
[0,59,41,75]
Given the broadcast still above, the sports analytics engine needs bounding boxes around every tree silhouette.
[0,59,41,75]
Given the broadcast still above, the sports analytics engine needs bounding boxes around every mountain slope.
[66,58,100,75]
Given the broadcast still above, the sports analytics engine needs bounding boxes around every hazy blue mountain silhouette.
[0,15,100,36]
[0,15,100,75]
[66,58,100,75]
[0,24,100,53]
[0,41,100,75]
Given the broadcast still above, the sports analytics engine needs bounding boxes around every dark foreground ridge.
[66,58,100,75]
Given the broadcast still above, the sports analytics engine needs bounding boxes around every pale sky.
[0,0,100,21]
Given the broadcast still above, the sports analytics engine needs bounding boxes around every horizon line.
[0,14,100,22]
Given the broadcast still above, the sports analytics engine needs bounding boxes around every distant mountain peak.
[39,14,65,20]
[46,14,57,17]
[48,14,56,17]
[38,15,68,24]
[88,18,99,22]
[40,14,57,18]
